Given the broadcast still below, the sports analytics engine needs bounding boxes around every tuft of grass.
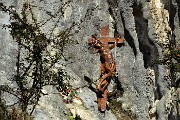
[0,101,32,120]
[108,91,137,120]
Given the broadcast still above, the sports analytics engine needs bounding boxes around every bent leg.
[97,78,110,93]
[102,63,115,80]
[97,63,115,93]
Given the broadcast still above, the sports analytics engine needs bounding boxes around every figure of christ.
[88,33,123,112]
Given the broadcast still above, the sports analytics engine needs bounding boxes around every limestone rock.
[0,0,179,120]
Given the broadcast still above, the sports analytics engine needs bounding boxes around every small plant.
[0,96,32,120]
[154,42,180,87]
[0,1,78,118]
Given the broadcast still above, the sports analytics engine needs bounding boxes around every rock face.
[0,0,179,120]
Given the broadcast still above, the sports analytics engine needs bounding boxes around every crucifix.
[88,26,124,113]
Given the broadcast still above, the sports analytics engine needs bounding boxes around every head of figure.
[88,34,99,46]
[115,33,121,40]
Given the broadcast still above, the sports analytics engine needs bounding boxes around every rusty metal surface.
[88,25,124,45]
[88,26,124,112]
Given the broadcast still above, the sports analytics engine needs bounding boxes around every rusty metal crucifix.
[88,25,124,113]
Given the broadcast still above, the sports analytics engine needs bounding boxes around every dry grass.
[0,107,32,120]
[108,91,137,120]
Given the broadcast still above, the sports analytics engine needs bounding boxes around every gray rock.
[31,85,70,120]
[0,0,179,120]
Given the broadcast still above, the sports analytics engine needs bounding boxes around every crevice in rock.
[133,3,157,68]
[176,100,180,120]
[155,83,162,100]
[161,0,170,10]
[107,0,119,9]
[150,57,161,101]
[108,0,137,57]
[107,3,137,57]
[120,12,137,57]
[169,0,177,46]
[133,2,163,102]
[169,0,176,30]
[155,111,159,120]
[175,0,180,26]
[153,65,162,100]
[108,7,115,20]
[168,109,175,120]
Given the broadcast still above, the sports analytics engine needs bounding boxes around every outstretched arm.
[109,39,118,49]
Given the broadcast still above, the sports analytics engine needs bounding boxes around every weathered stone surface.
[0,0,180,120]
[31,86,70,120]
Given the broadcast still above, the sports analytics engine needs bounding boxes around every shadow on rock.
[84,76,97,94]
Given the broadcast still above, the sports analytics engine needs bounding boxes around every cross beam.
[99,26,124,45]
